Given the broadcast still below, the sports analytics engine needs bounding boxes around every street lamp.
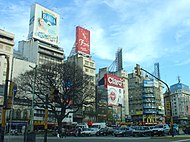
[29,65,37,132]
[0,53,10,142]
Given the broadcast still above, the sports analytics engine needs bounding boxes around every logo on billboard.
[76,26,90,55]
[104,74,123,88]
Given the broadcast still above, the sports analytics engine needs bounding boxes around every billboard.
[104,74,124,106]
[28,4,60,46]
[144,80,159,88]
[76,26,90,55]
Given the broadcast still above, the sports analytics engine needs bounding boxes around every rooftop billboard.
[76,26,90,55]
[28,4,60,46]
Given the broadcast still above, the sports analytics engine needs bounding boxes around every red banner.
[76,26,90,55]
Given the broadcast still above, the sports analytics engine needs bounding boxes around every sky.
[0,0,190,87]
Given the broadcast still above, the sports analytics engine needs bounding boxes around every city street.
[3,136,190,142]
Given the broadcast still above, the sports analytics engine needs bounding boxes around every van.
[91,122,106,129]
[76,123,88,130]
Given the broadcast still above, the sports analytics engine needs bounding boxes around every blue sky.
[0,0,190,87]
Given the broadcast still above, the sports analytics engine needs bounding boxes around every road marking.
[171,139,190,142]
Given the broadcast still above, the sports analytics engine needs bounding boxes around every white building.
[0,29,14,85]
[169,82,190,123]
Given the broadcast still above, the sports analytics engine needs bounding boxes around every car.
[81,128,98,136]
[114,127,133,137]
[151,124,170,136]
[96,127,114,136]
[10,129,19,135]
[132,126,152,137]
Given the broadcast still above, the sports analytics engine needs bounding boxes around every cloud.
[2,0,190,70]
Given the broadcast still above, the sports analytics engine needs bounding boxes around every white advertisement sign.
[28,4,60,46]
[107,86,123,106]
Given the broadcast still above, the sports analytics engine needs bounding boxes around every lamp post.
[29,65,37,132]
[0,54,10,142]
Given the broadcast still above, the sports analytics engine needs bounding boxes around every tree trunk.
[57,118,63,136]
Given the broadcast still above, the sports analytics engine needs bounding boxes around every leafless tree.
[14,61,95,135]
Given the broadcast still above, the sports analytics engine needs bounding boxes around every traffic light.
[7,81,17,109]
[134,64,141,77]
[166,101,171,110]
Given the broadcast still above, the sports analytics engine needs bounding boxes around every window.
[85,60,89,65]
[85,68,89,72]
[90,62,94,67]
[5,45,11,51]
[0,44,3,49]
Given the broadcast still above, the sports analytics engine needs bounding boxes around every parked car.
[132,126,152,137]
[151,124,170,136]
[96,127,114,136]
[10,129,19,135]
[114,127,133,137]
[66,129,78,136]
[81,128,98,136]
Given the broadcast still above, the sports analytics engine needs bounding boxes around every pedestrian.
[78,127,82,136]
[64,128,67,138]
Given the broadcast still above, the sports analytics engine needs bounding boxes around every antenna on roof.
[177,75,181,83]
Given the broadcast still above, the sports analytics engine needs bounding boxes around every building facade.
[165,82,190,124]
[67,54,96,123]
[0,29,14,85]
[96,67,129,125]
[128,73,164,125]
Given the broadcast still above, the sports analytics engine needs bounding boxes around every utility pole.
[138,66,174,137]
[44,94,48,142]
[29,65,37,132]
[0,54,10,142]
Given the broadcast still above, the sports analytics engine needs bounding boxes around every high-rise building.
[67,54,96,123]
[16,3,64,65]
[128,73,164,125]
[96,68,129,125]
[164,80,190,124]
[0,29,14,85]
[10,3,65,130]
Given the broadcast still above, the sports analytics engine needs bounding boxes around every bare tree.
[14,61,95,135]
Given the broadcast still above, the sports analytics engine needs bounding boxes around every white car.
[81,128,99,136]
[152,124,170,136]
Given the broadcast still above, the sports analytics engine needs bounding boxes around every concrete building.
[96,67,129,124]
[8,3,66,131]
[164,81,190,124]
[67,54,96,123]
[17,39,64,65]
[0,29,14,85]
[128,73,164,125]
[0,29,14,125]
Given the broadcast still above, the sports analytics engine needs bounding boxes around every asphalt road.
[3,136,190,142]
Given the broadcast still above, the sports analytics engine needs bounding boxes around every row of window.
[0,43,12,51]
[84,60,94,67]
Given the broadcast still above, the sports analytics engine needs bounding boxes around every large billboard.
[76,26,90,55]
[28,4,60,46]
[104,74,124,106]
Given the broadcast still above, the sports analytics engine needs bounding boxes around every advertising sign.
[28,4,60,46]
[76,26,90,55]
[188,104,190,115]
[104,74,124,106]
[144,80,154,87]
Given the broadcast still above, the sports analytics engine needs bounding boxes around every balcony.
[142,95,155,98]
[143,105,156,109]
[143,110,156,114]
[143,100,156,103]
